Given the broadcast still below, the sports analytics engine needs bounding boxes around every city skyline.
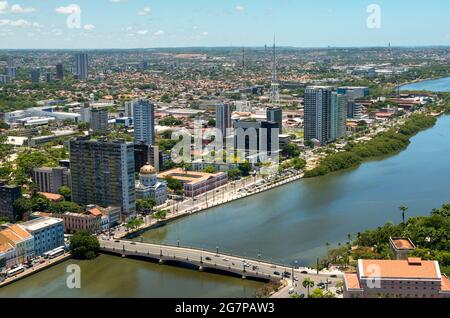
[0,0,449,49]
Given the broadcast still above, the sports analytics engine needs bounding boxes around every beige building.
[344,258,450,298]
[158,168,228,197]
[0,224,34,264]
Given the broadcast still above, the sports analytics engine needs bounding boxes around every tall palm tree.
[302,278,315,298]
[399,205,409,223]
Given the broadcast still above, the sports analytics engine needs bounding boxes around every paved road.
[112,170,302,239]
[100,239,342,289]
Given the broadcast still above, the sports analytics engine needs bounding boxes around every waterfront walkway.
[114,171,304,239]
[100,239,342,283]
[0,253,71,289]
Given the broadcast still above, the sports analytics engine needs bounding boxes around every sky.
[0,0,449,49]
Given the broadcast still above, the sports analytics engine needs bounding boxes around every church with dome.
[135,163,168,205]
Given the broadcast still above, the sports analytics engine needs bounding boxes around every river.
[138,114,450,266]
[400,76,450,92]
[1,77,449,298]
[0,254,263,298]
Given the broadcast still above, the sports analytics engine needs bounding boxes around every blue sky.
[0,0,449,49]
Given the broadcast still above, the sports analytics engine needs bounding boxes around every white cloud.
[137,6,150,16]
[55,4,80,14]
[153,30,164,36]
[137,30,148,35]
[110,0,128,2]
[83,24,95,31]
[0,18,40,27]
[10,4,36,13]
[0,1,8,14]
[202,31,209,36]
[235,5,245,11]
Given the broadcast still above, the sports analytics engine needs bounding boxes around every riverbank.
[0,253,71,289]
[121,171,304,239]
[304,113,437,178]
[400,76,450,93]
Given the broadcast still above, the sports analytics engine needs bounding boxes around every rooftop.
[38,192,64,202]
[358,259,440,280]
[158,168,226,185]
[390,237,416,250]
[344,273,362,290]
[21,217,62,232]
[0,242,14,253]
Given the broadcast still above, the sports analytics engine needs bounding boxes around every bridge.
[100,239,320,282]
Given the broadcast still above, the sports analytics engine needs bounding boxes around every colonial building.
[344,258,450,298]
[135,163,168,205]
[158,168,228,198]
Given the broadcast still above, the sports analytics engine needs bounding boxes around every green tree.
[166,177,184,195]
[238,162,252,177]
[13,198,32,221]
[282,143,301,158]
[207,119,216,127]
[399,205,409,224]
[302,278,315,298]
[69,231,100,260]
[49,201,83,214]
[136,198,157,214]
[310,288,324,298]
[153,210,168,220]
[59,186,72,201]
[203,166,217,174]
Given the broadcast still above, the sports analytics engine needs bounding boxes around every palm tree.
[302,278,315,298]
[399,205,409,223]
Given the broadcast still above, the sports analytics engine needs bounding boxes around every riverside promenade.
[114,170,304,239]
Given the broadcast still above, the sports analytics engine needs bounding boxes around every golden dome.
[140,163,155,175]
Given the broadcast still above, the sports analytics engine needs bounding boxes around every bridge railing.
[101,239,300,271]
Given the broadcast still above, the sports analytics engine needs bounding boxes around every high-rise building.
[0,75,11,84]
[133,99,155,145]
[234,120,280,160]
[56,63,64,80]
[75,53,89,80]
[69,137,136,216]
[216,103,232,138]
[304,86,333,145]
[337,87,370,101]
[90,108,109,135]
[330,93,348,141]
[33,167,70,194]
[347,101,364,119]
[267,107,283,133]
[31,68,40,83]
[6,67,16,79]
[6,59,16,79]
[124,101,134,118]
[0,181,22,221]
[45,72,52,83]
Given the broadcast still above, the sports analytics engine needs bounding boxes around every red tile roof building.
[344,258,450,298]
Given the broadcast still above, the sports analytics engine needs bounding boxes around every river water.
[139,114,450,266]
[1,77,449,298]
[400,76,450,92]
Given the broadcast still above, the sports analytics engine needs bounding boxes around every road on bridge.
[100,239,343,290]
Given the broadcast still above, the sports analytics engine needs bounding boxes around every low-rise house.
[37,192,64,203]
[0,242,18,272]
[57,212,99,235]
[0,224,34,264]
[20,217,65,256]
